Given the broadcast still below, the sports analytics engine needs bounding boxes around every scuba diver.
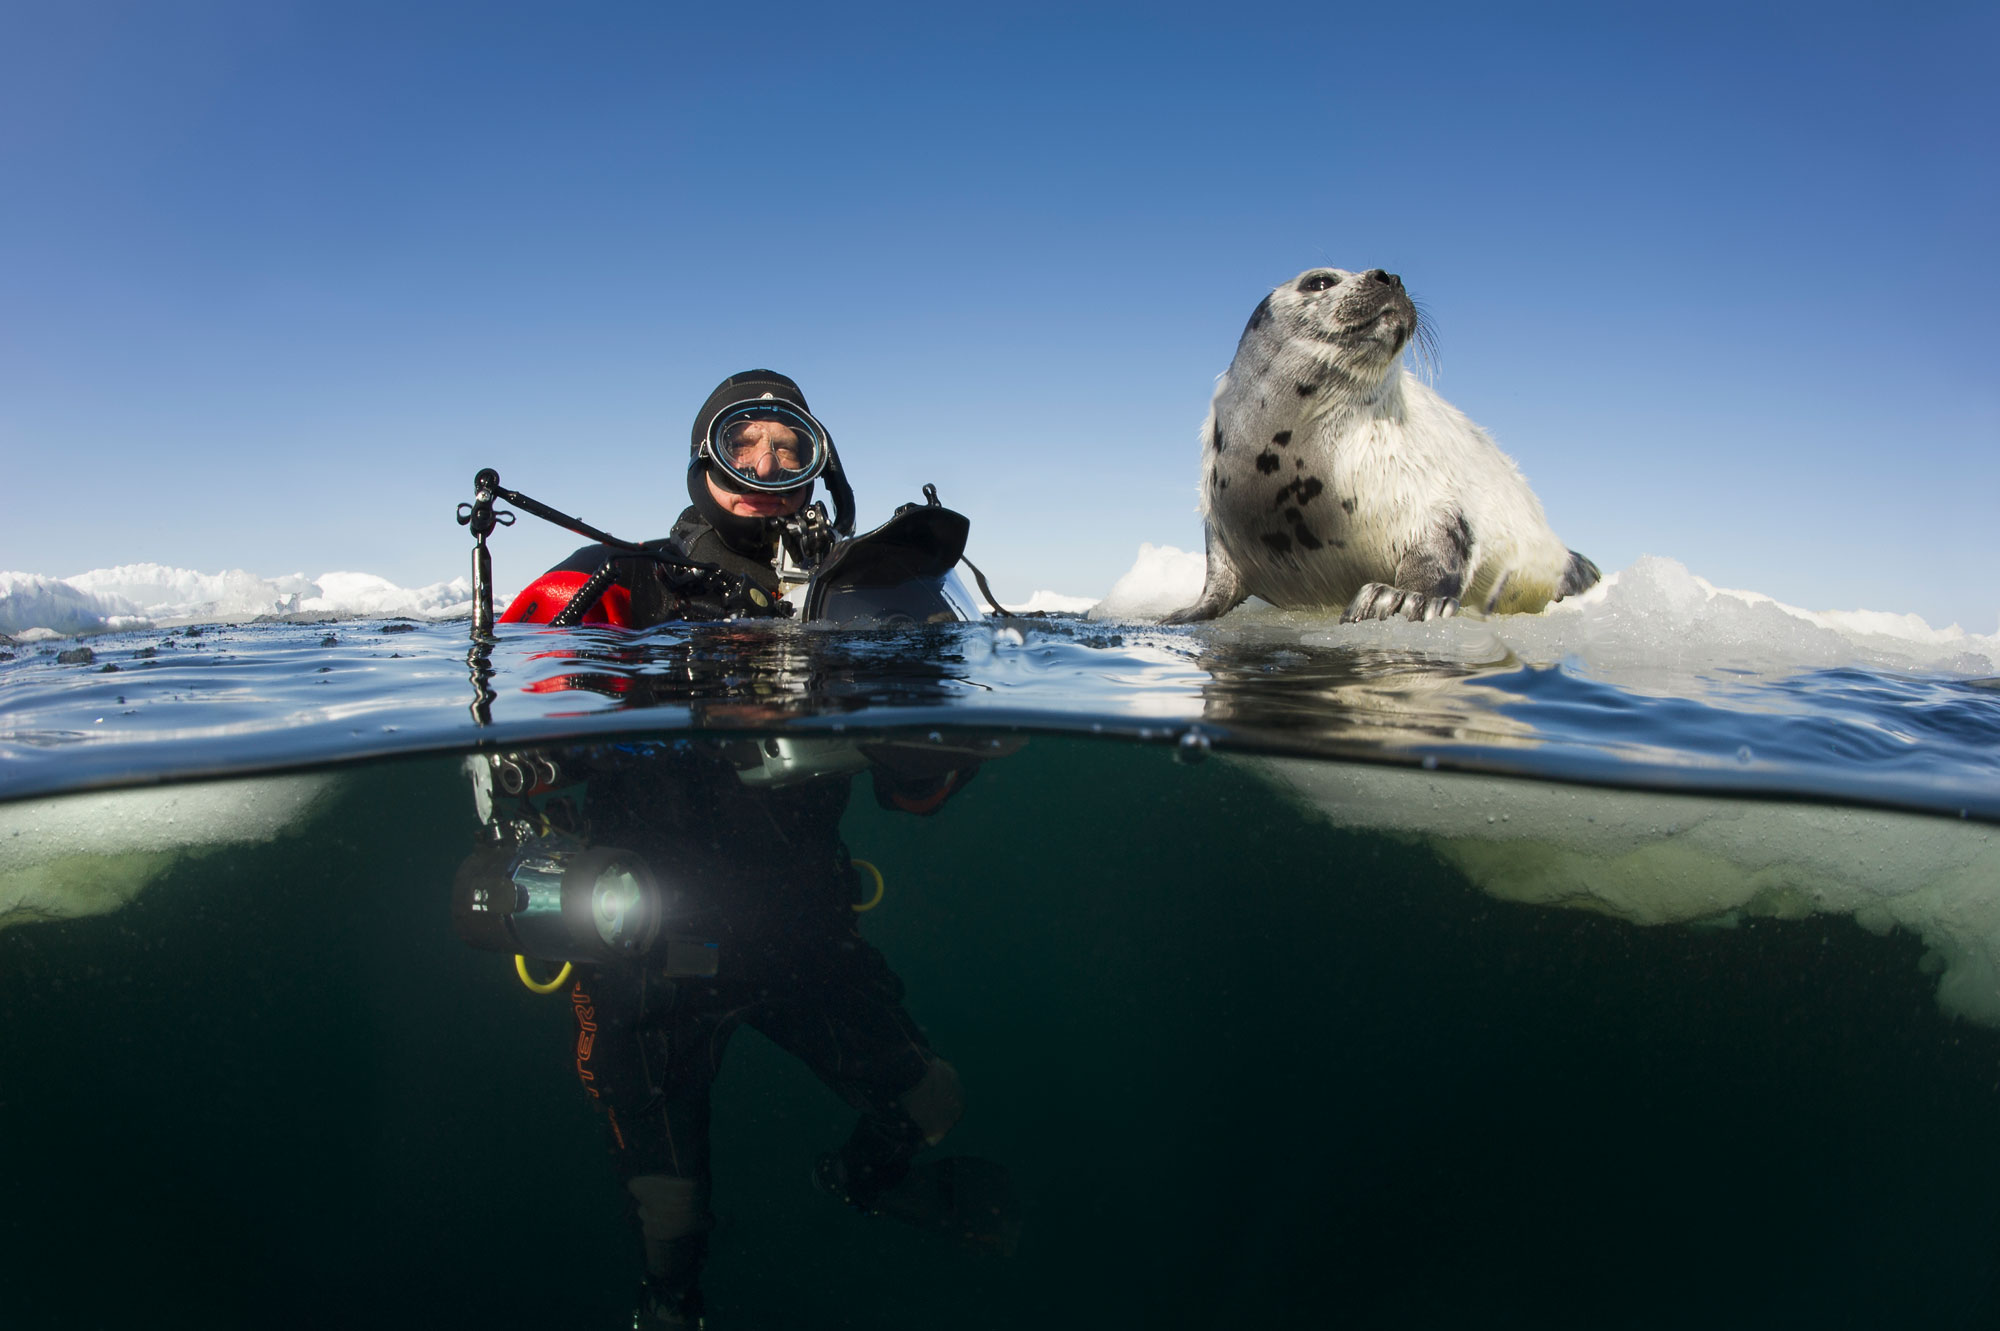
[498,369,849,627]
[475,371,1018,1330]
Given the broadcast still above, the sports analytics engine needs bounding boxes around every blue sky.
[4,1,1995,628]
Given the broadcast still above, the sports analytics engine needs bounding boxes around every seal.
[1163,267,1599,623]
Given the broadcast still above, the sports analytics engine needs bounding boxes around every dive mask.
[699,399,832,494]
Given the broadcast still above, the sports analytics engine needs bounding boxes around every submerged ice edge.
[8,730,2000,1037]
[1250,755,2000,1030]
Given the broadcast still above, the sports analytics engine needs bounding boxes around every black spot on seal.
[1261,531,1293,555]
[1340,497,1357,514]
[1296,383,1318,396]
[1272,430,1292,446]
[1293,527,1324,551]
[1243,294,1272,335]
[1271,477,1324,508]
[1255,450,1280,475]
[1213,427,1226,454]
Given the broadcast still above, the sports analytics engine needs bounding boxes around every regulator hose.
[515,954,574,994]
[851,858,886,912]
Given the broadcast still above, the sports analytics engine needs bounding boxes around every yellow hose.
[515,954,574,994]
[851,858,886,912]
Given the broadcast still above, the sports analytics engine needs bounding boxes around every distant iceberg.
[1006,588,1099,615]
[0,564,472,636]
[1091,543,1207,621]
[0,573,148,637]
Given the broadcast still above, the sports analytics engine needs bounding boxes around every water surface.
[3,611,1998,1328]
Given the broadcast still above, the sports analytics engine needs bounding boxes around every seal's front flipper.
[868,1156,1024,1256]
[1161,532,1247,624]
[1555,549,1601,600]
[1341,582,1461,623]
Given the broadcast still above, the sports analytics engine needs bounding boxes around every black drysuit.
[507,502,966,1316]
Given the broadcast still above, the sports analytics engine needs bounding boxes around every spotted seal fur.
[1164,266,1598,623]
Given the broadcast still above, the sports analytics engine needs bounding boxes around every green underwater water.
[3,734,1999,1330]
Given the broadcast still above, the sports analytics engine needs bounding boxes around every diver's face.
[706,469,807,518]
[706,417,811,517]
[720,418,806,476]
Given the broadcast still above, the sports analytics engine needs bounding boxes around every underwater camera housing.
[799,491,982,626]
[451,840,717,974]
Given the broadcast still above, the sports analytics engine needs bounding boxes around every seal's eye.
[1298,272,1340,293]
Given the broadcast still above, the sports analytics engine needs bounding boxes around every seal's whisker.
[1410,305,1442,385]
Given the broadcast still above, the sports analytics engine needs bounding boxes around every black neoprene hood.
[689,370,812,457]
[684,368,856,538]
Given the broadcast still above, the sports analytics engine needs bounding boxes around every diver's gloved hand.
[862,739,998,815]
[653,564,790,621]
[781,502,837,571]
[870,762,977,816]
[815,1152,1022,1256]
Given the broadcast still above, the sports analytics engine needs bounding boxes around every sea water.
[4,574,2000,1329]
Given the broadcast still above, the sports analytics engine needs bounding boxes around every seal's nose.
[1366,269,1403,289]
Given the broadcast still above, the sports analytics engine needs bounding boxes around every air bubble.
[1176,729,1212,764]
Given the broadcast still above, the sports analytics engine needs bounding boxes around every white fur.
[1191,267,1581,616]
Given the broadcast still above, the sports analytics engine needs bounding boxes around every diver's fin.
[829,1154,1023,1256]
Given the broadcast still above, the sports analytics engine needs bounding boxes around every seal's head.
[1244,267,1419,386]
